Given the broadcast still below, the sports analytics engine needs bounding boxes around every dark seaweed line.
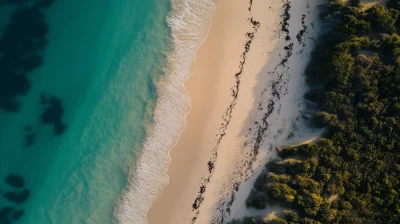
[190,7,261,224]
[222,1,317,221]
[296,15,307,44]
[234,0,293,189]
[296,14,308,54]
[244,0,293,179]
[212,1,295,223]
[248,0,253,12]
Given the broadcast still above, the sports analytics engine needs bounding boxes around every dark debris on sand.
[212,1,297,223]
[296,14,308,54]
[191,1,261,223]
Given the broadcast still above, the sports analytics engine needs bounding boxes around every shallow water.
[0,0,170,223]
[0,0,219,222]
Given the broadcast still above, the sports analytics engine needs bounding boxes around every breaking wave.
[114,0,217,223]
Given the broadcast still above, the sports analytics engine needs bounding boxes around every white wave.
[114,0,216,223]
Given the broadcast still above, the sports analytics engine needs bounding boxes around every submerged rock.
[25,132,37,146]
[3,189,30,204]
[5,175,24,188]
[0,6,49,112]
[40,95,67,135]
[11,209,24,221]
[0,206,13,224]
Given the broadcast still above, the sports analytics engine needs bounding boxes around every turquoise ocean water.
[0,0,216,223]
[0,0,170,223]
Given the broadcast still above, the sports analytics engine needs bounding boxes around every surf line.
[190,3,260,223]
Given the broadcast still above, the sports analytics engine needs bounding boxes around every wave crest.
[114,0,216,223]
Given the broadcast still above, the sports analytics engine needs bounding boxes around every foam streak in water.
[114,0,216,223]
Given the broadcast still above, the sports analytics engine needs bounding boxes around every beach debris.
[191,1,261,223]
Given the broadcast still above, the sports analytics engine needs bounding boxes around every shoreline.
[147,1,254,223]
[114,1,217,223]
[146,0,326,223]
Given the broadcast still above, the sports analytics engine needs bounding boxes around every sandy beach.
[146,0,326,223]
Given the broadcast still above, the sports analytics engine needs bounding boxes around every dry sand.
[147,0,326,223]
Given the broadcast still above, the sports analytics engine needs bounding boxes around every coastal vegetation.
[231,0,400,223]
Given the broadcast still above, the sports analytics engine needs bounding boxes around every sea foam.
[114,0,216,223]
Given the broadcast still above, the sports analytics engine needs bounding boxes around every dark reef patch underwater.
[0,0,65,223]
[5,175,24,189]
[1,175,29,223]
[1,0,171,222]
[0,0,54,111]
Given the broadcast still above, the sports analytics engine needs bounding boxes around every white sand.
[147,0,326,223]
